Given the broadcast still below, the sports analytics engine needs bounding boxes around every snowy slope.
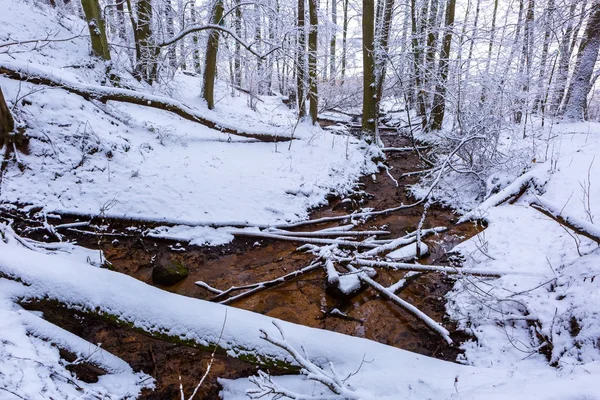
[448,122,600,369]
[0,0,376,246]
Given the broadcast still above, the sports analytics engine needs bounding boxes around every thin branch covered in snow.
[342,264,453,344]
[248,321,359,399]
[196,262,322,304]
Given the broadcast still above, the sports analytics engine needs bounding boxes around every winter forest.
[1,0,600,398]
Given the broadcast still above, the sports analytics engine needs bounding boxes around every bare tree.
[202,0,225,109]
[429,0,456,131]
[562,0,600,120]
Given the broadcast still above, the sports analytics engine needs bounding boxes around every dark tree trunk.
[429,0,456,131]
[81,0,111,61]
[340,0,349,84]
[308,0,318,124]
[202,0,224,109]
[562,0,600,120]
[362,0,377,136]
[0,87,14,147]
[134,0,155,83]
[297,0,307,118]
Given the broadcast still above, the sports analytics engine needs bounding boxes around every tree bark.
[550,0,578,112]
[0,87,14,147]
[166,0,177,71]
[340,0,349,84]
[562,0,600,121]
[374,0,395,105]
[362,0,377,136]
[80,0,111,61]
[330,0,337,81]
[202,0,224,109]
[308,0,319,124]
[409,0,427,126]
[297,0,307,118]
[429,0,456,131]
[134,0,155,83]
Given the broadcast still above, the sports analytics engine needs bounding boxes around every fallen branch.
[196,262,322,304]
[530,197,600,244]
[229,230,378,249]
[343,264,453,344]
[0,60,291,142]
[250,321,359,399]
[266,229,390,238]
[345,258,506,277]
[381,146,429,152]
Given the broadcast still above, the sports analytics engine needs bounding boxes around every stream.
[14,131,483,399]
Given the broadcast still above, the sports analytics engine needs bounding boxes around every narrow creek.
[16,131,483,399]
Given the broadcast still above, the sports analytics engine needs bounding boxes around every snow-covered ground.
[446,122,600,370]
[0,0,376,246]
[2,0,600,399]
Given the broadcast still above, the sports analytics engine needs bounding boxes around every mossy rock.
[152,255,189,285]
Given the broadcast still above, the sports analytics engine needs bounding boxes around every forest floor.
[2,132,481,398]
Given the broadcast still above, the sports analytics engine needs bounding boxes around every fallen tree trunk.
[530,197,600,244]
[0,61,291,142]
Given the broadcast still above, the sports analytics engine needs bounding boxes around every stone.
[152,255,188,286]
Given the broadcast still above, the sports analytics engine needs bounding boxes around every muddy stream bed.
[12,133,483,399]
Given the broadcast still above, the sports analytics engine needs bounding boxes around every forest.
[1,0,600,398]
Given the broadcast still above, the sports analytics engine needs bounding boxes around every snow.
[0,0,377,247]
[2,0,600,398]
[448,122,600,369]
[2,232,600,400]
[386,241,429,261]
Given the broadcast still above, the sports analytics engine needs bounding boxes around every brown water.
[16,133,482,399]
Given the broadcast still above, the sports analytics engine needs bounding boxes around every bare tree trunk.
[255,4,266,95]
[234,0,242,86]
[330,0,337,82]
[562,0,600,120]
[479,0,498,103]
[0,87,14,147]
[534,0,555,113]
[514,0,534,125]
[550,0,578,112]
[375,0,395,104]
[410,0,427,126]
[340,0,349,84]
[429,0,456,131]
[190,5,201,73]
[297,0,307,117]
[134,0,155,83]
[81,0,111,61]
[166,0,177,71]
[424,0,439,90]
[202,0,224,109]
[362,0,377,136]
[308,0,319,124]
[464,0,480,78]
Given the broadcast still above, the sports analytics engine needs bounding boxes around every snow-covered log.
[0,61,292,142]
[530,197,600,244]
[459,168,550,223]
